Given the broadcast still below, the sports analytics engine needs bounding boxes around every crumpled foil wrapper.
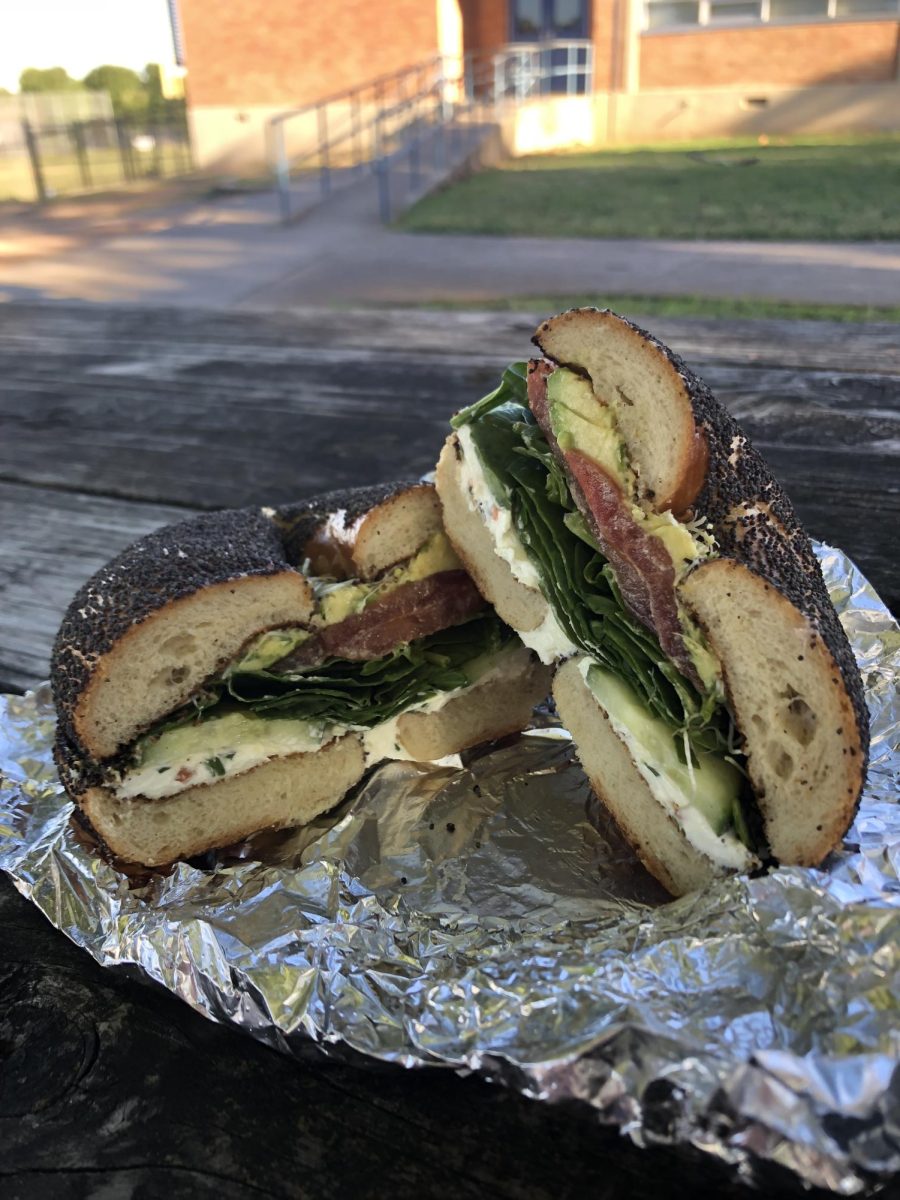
[1,544,898,1195]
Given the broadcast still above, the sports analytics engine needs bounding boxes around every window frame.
[642,0,899,33]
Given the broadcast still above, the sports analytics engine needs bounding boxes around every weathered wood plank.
[0,483,194,691]
[0,353,488,507]
[2,301,900,373]
[1,340,896,511]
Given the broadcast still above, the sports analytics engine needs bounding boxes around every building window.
[552,0,591,36]
[646,0,700,23]
[507,0,591,93]
[512,0,543,38]
[510,0,590,40]
[644,0,898,28]
[706,0,762,18]
[767,0,829,17]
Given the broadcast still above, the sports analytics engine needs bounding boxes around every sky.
[1,0,177,92]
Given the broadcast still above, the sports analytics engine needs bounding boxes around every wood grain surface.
[0,303,897,692]
[1,302,897,1199]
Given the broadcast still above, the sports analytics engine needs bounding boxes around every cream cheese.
[116,712,338,801]
[456,424,544,592]
[455,425,577,664]
[578,658,755,872]
[114,650,522,802]
[361,687,460,766]
[519,605,579,665]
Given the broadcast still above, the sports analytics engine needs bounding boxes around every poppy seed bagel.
[535,309,869,872]
[51,480,430,762]
[437,308,869,894]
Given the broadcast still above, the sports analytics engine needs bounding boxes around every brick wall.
[179,1,899,111]
[179,0,441,107]
[640,21,900,88]
[593,0,617,90]
[459,0,507,56]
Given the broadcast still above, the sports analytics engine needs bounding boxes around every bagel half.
[436,309,869,896]
[51,482,551,868]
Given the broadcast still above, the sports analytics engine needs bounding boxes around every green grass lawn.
[400,134,900,241]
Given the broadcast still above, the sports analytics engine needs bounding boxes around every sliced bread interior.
[553,658,727,897]
[62,571,314,763]
[534,308,707,514]
[396,645,551,761]
[303,482,444,581]
[76,731,367,867]
[436,434,548,632]
[681,558,865,866]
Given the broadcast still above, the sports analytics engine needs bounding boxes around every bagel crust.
[51,483,448,762]
[443,308,869,888]
[51,507,316,762]
[534,310,870,855]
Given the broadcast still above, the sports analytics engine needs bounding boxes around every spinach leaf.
[139,614,513,741]
[465,395,732,756]
[451,361,528,430]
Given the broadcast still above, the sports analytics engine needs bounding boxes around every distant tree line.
[14,64,181,119]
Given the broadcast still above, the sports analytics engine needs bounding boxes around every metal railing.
[475,41,594,102]
[269,58,445,222]
[9,105,192,204]
[270,43,593,224]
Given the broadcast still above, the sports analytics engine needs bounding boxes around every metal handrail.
[487,41,594,101]
[269,57,442,131]
[270,57,444,221]
[269,43,593,224]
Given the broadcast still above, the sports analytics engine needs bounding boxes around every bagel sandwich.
[436,308,869,897]
[51,482,551,868]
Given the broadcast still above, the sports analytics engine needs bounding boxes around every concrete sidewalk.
[1,176,898,310]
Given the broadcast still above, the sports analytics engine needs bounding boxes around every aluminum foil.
[1,543,898,1195]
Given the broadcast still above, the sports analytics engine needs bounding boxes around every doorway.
[508,1,591,94]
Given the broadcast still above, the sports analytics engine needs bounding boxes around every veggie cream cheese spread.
[456,424,578,664]
[114,663,508,802]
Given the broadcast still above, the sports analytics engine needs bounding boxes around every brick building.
[175,0,900,166]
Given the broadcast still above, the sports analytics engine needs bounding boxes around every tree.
[19,66,78,93]
[144,63,164,108]
[82,64,146,116]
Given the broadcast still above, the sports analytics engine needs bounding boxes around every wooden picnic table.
[1,302,897,1200]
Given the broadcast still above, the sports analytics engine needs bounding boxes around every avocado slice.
[230,627,311,674]
[546,368,629,489]
[585,663,740,837]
